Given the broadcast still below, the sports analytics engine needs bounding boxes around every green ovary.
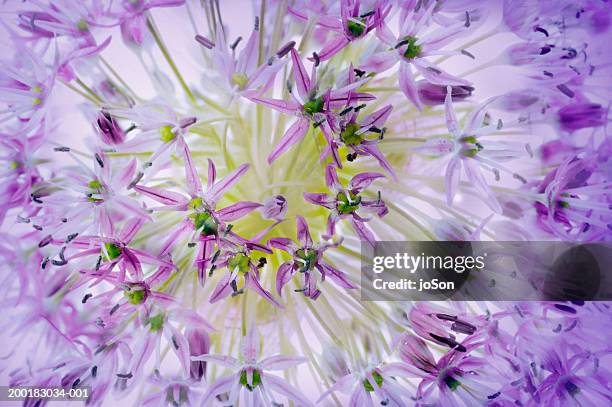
[459,135,484,157]
[189,197,203,209]
[363,371,384,392]
[149,314,164,332]
[336,191,361,214]
[347,18,366,37]
[76,19,89,32]
[240,370,262,391]
[340,123,363,146]
[402,36,422,60]
[192,211,218,236]
[303,97,324,115]
[124,289,146,305]
[443,375,461,391]
[228,253,250,274]
[296,249,317,271]
[89,180,103,190]
[159,125,176,142]
[231,73,249,89]
[103,243,122,261]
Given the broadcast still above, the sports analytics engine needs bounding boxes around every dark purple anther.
[417,81,474,106]
[195,34,215,49]
[96,111,126,145]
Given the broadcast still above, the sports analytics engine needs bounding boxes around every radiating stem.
[146,16,196,103]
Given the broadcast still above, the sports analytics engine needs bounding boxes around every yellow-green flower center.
[228,253,250,274]
[103,242,122,261]
[191,210,218,236]
[124,288,146,305]
[159,125,176,143]
[347,18,366,37]
[239,370,262,391]
[459,135,484,157]
[89,180,103,190]
[340,123,363,146]
[402,36,422,60]
[76,19,89,32]
[149,313,164,332]
[231,73,249,89]
[295,248,317,272]
[443,374,461,391]
[303,97,324,115]
[363,371,384,392]
[336,191,361,214]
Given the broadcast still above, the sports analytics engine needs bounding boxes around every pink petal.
[245,272,283,308]
[173,308,216,332]
[130,248,174,268]
[134,185,188,206]
[348,172,385,193]
[296,215,313,246]
[399,62,422,110]
[464,97,500,135]
[200,375,239,406]
[159,219,193,256]
[320,124,342,168]
[181,143,202,197]
[196,239,214,285]
[263,374,314,407]
[413,58,470,86]
[325,164,341,189]
[318,262,355,289]
[165,324,190,377]
[112,158,137,190]
[267,238,294,252]
[268,118,310,163]
[217,201,262,222]
[444,86,460,135]
[463,159,503,213]
[207,159,216,189]
[361,50,398,73]
[360,105,393,129]
[242,324,259,362]
[317,36,350,62]
[361,144,397,180]
[260,355,307,370]
[129,332,157,374]
[236,27,258,76]
[122,248,143,279]
[396,334,437,371]
[317,374,355,402]
[291,48,311,100]
[326,212,339,237]
[119,217,145,243]
[420,22,468,50]
[350,217,376,245]
[246,94,301,115]
[376,23,397,46]
[303,193,335,209]
[191,354,240,368]
[276,261,295,296]
[207,163,250,203]
[113,196,152,220]
[209,272,232,303]
[445,157,462,206]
